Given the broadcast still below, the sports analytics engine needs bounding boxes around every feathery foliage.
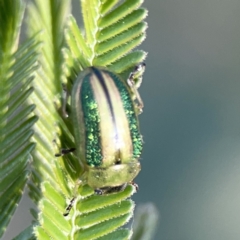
[25,0,148,239]
[17,0,148,239]
[65,0,148,80]
[0,0,39,238]
[132,203,159,240]
[26,0,72,223]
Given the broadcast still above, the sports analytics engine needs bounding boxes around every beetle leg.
[55,148,76,157]
[127,63,146,113]
[128,62,146,89]
[129,181,139,192]
[63,197,75,216]
[94,189,104,195]
[63,180,83,216]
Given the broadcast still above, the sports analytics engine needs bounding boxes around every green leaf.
[72,185,136,240]
[65,0,148,75]
[132,203,159,240]
[26,0,73,222]
[26,0,147,239]
[0,0,39,238]
[62,1,147,239]
[13,225,35,240]
[26,0,77,239]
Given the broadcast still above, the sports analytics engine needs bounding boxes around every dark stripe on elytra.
[92,67,121,162]
[92,67,116,124]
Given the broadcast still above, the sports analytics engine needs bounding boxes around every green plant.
[0,0,158,239]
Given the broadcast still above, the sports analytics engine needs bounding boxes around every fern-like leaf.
[26,0,147,239]
[26,0,74,239]
[65,0,147,77]
[0,0,39,238]
[132,203,159,240]
[62,0,148,239]
[13,225,35,240]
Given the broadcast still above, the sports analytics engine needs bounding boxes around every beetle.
[56,63,145,215]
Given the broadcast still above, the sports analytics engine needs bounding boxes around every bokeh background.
[3,0,240,239]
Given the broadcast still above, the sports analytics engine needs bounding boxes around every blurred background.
[4,0,240,239]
